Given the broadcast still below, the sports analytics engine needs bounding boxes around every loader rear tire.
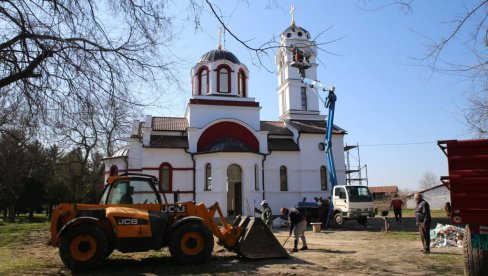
[464,225,488,276]
[59,224,107,272]
[169,221,214,265]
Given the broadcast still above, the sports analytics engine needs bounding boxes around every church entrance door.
[227,164,242,215]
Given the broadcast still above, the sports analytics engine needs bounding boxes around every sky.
[148,1,477,191]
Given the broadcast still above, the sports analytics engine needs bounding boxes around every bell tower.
[276,8,323,121]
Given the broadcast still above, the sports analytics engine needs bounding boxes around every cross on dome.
[217,27,223,50]
[290,4,295,27]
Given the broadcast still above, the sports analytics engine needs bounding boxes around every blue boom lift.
[291,57,337,229]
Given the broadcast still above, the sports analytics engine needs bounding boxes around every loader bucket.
[232,216,289,259]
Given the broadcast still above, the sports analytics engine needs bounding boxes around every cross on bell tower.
[290,4,296,27]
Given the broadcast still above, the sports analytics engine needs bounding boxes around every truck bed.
[438,139,488,226]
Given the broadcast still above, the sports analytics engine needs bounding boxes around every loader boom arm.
[187,201,243,248]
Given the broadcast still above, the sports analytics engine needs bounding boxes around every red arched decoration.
[196,66,209,95]
[158,162,173,192]
[197,122,259,152]
[238,69,247,97]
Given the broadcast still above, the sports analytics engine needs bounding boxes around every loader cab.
[100,174,163,205]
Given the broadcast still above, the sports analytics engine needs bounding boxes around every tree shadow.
[76,253,318,275]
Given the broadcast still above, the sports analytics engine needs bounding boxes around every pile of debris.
[430,223,464,248]
[273,217,288,228]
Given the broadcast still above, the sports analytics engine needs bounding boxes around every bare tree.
[0,0,189,204]
[1,0,180,154]
[362,1,488,136]
[418,171,439,191]
[419,1,488,137]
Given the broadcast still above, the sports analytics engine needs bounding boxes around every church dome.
[199,49,241,64]
[281,24,311,40]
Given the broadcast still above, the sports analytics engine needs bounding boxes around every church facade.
[103,21,347,215]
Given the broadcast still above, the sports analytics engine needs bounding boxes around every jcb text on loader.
[49,173,287,271]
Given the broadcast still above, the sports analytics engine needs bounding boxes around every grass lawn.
[401,208,448,218]
[0,214,51,274]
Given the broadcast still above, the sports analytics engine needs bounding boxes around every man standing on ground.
[390,194,405,223]
[414,192,431,254]
[256,200,273,229]
[318,197,330,229]
[281,207,308,253]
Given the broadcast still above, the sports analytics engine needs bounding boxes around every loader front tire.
[60,224,107,272]
[169,221,214,265]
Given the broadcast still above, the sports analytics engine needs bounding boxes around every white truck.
[331,185,375,226]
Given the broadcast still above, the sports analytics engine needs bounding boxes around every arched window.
[320,166,328,191]
[280,166,288,191]
[205,163,212,191]
[216,65,231,93]
[254,164,259,191]
[238,69,246,97]
[197,67,209,95]
[159,163,172,192]
[109,165,118,176]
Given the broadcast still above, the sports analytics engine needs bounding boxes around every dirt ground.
[5,216,464,276]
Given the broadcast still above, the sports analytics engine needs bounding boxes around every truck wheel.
[357,216,367,226]
[169,221,214,264]
[59,224,107,272]
[464,225,488,276]
[334,212,344,226]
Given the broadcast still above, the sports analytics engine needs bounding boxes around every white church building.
[103,19,347,216]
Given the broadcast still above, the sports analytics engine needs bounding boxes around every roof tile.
[152,117,188,131]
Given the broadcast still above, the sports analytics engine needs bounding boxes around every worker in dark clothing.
[414,192,431,254]
[390,194,405,223]
[444,202,452,217]
[120,186,134,204]
[318,197,330,229]
[281,207,308,253]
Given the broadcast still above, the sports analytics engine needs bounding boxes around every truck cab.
[332,185,375,226]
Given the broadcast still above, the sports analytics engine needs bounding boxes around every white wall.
[194,152,264,216]
[187,104,261,131]
[406,186,451,210]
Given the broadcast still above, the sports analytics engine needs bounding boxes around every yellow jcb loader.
[49,173,287,271]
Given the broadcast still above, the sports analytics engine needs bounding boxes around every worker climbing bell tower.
[276,6,323,121]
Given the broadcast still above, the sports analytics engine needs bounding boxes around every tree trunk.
[8,203,15,222]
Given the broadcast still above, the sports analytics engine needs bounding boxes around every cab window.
[103,179,160,204]
[336,187,346,199]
